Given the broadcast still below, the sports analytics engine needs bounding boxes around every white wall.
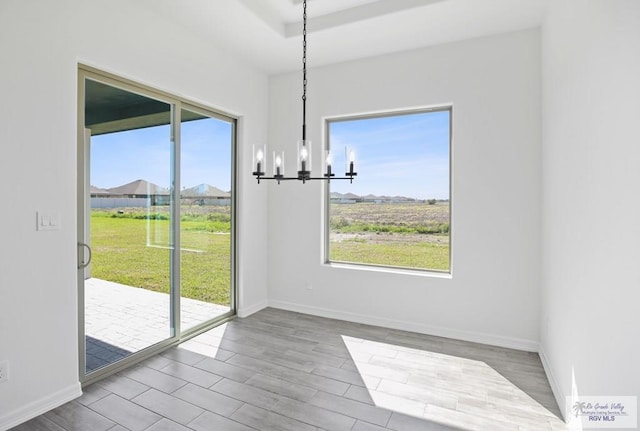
[540,0,640,418]
[267,29,542,350]
[0,1,268,428]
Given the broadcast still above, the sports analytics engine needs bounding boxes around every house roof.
[90,185,110,195]
[108,179,169,196]
[331,192,360,200]
[182,184,230,198]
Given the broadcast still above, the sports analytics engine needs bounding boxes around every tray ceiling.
[144,0,549,74]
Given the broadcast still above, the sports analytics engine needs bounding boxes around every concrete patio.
[84,278,230,373]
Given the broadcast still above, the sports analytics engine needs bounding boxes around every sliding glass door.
[78,67,236,382]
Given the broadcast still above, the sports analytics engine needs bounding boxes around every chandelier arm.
[254,176,356,181]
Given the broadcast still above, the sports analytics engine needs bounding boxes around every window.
[325,107,451,272]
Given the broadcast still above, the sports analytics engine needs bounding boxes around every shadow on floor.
[85,336,132,373]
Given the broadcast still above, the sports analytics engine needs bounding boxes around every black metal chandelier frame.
[252,0,357,185]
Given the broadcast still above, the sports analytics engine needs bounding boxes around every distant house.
[330,192,358,204]
[182,184,231,206]
[331,191,417,204]
[91,180,232,208]
[90,185,110,197]
[107,179,170,205]
[362,194,383,204]
[90,179,170,208]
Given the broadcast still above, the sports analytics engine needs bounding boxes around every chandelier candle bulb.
[273,151,285,181]
[325,151,335,178]
[297,139,312,181]
[252,144,266,177]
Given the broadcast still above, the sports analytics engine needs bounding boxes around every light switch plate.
[36,211,59,231]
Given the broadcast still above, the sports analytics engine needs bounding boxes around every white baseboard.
[539,345,566,421]
[237,300,269,318]
[0,382,82,431]
[268,300,539,352]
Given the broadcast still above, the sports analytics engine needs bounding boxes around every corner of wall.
[237,300,269,318]
[538,345,566,421]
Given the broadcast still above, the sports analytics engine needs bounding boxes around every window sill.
[324,261,452,279]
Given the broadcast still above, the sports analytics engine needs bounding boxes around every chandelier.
[252,0,358,185]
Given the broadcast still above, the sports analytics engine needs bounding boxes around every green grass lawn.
[330,238,449,271]
[91,202,449,302]
[91,210,230,305]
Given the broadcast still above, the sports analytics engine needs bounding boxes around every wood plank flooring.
[11,308,567,431]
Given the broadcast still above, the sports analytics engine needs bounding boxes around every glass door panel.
[83,78,174,374]
[180,108,234,332]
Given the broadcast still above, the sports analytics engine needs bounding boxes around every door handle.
[78,242,92,269]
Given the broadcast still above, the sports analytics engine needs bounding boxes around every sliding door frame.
[77,65,237,385]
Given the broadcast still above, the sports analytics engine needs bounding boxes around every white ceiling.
[147,0,549,74]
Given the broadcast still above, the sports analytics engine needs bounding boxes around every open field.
[329,202,450,271]
[90,201,450,302]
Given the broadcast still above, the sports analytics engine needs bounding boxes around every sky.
[91,110,449,200]
[91,116,233,191]
[329,110,450,200]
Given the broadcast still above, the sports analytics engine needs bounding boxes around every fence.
[91,197,231,209]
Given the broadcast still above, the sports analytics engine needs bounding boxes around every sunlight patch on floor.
[341,335,567,431]
[176,322,234,361]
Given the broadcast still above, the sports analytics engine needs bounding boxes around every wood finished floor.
[12,308,567,431]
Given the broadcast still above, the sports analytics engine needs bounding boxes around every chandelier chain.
[302,0,307,140]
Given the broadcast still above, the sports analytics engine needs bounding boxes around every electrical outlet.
[0,360,8,383]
